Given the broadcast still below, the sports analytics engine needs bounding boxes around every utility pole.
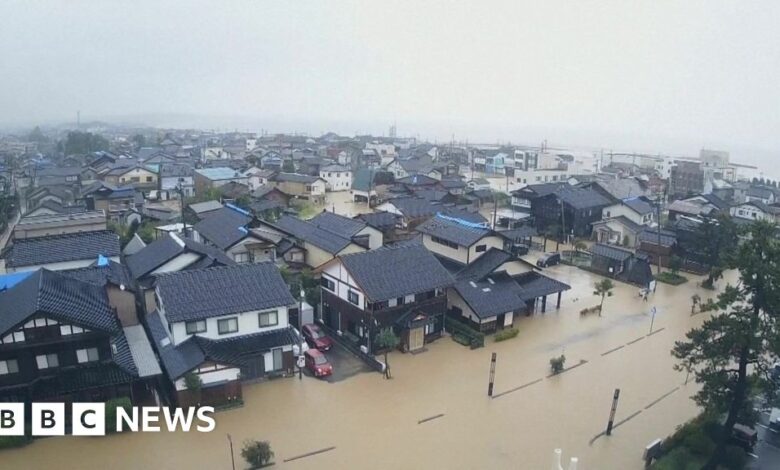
[227,434,236,470]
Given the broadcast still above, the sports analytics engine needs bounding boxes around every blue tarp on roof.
[0,271,34,291]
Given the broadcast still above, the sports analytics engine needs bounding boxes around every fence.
[445,316,485,349]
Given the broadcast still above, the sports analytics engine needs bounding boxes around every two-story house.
[592,196,655,248]
[319,243,453,353]
[0,268,160,405]
[415,214,503,269]
[147,263,299,406]
[2,230,121,273]
[318,164,352,192]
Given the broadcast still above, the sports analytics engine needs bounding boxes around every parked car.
[304,349,333,378]
[302,323,334,351]
[536,252,561,267]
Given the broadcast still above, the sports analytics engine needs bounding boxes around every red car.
[304,349,333,378]
[302,323,333,351]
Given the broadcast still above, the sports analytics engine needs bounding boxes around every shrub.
[550,355,566,374]
[494,327,519,342]
[445,316,485,348]
[242,440,274,469]
[105,397,132,433]
[580,305,601,316]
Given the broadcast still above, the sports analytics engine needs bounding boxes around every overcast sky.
[2,1,779,165]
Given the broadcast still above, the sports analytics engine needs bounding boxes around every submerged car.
[302,323,334,351]
[305,349,333,378]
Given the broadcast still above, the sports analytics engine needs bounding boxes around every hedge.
[445,316,484,348]
[656,272,688,285]
[494,327,519,342]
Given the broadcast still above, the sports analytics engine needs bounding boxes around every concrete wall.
[167,305,290,345]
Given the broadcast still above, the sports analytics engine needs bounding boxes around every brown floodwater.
[1,263,732,469]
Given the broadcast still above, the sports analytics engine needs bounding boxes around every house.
[159,163,194,198]
[510,183,566,213]
[354,211,401,241]
[193,167,249,195]
[248,186,291,218]
[591,217,644,248]
[24,200,86,218]
[589,243,654,287]
[745,186,776,205]
[637,228,677,268]
[242,166,275,191]
[601,196,655,226]
[269,173,326,203]
[352,168,379,203]
[670,161,704,197]
[530,186,611,238]
[147,263,299,406]
[126,232,234,312]
[439,177,466,195]
[415,215,503,269]
[81,182,139,223]
[668,194,728,221]
[308,211,383,249]
[466,178,491,191]
[2,230,121,273]
[13,210,107,240]
[0,269,160,405]
[730,201,780,223]
[376,196,487,231]
[103,165,159,191]
[319,243,453,353]
[26,186,75,210]
[261,215,367,268]
[193,205,281,264]
[319,164,352,192]
[448,248,569,332]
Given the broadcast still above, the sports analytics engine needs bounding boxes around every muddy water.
[1,264,732,470]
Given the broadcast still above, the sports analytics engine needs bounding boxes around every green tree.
[694,216,738,289]
[241,440,274,468]
[282,158,296,173]
[63,131,109,155]
[375,327,400,379]
[691,294,701,314]
[672,221,780,469]
[593,279,614,316]
[27,126,48,143]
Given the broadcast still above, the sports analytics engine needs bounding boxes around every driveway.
[302,342,373,384]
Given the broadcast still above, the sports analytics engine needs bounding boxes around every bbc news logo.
[0,403,216,436]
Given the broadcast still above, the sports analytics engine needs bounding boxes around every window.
[320,277,335,291]
[258,310,278,327]
[60,325,84,336]
[233,252,250,263]
[185,320,207,334]
[347,290,359,306]
[1,330,24,344]
[430,236,458,249]
[475,245,487,253]
[218,317,239,335]
[272,348,283,371]
[424,322,435,335]
[146,176,153,182]
[76,347,99,364]
[0,359,19,375]
[397,296,405,306]
[36,353,59,370]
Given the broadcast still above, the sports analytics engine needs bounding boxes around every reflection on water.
[2,248,735,469]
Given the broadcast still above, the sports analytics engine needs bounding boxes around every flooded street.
[2,263,731,470]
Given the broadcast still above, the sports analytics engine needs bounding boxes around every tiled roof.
[273,172,321,184]
[193,206,252,250]
[3,230,120,268]
[60,260,134,291]
[622,197,654,215]
[194,167,245,180]
[453,272,528,319]
[126,233,234,279]
[513,271,571,299]
[590,243,633,262]
[309,211,367,238]
[592,216,643,234]
[456,248,514,281]
[510,183,566,197]
[555,186,611,210]
[155,263,296,323]
[122,325,162,378]
[274,215,353,254]
[188,200,223,215]
[339,243,453,302]
[355,211,400,231]
[416,215,490,247]
[638,228,677,247]
[397,174,439,186]
[0,269,119,336]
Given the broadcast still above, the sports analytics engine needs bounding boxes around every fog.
[1,1,780,160]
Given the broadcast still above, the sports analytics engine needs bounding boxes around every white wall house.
[319,165,352,192]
